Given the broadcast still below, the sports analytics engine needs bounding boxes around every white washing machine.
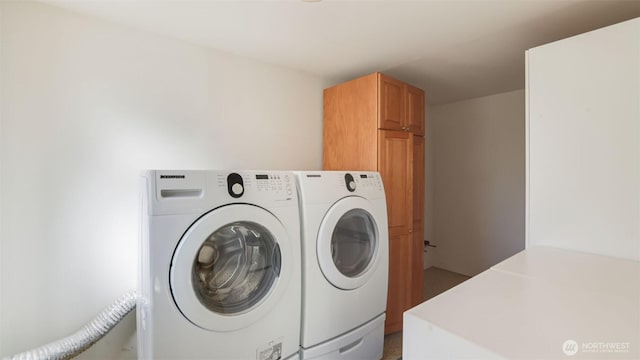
[138,170,301,360]
[295,171,389,360]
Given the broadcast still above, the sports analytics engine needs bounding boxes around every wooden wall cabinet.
[378,73,425,136]
[323,72,426,334]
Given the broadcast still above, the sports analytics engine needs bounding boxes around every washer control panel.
[150,170,297,215]
[216,172,294,200]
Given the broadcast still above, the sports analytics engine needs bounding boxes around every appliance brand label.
[160,175,185,179]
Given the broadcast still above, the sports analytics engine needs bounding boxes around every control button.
[231,183,244,196]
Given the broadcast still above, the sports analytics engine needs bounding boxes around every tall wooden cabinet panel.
[378,129,413,333]
[323,72,425,334]
[323,74,378,170]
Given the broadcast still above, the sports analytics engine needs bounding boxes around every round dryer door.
[170,204,291,332]
[317,196,381,290]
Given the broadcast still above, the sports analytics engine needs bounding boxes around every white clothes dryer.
[138,170,301,360]
[295,171,389,360]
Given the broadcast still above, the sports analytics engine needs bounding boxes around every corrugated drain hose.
[3,290,137,360]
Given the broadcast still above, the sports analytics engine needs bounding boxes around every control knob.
[344,173,356,192]
[227,173,244,198]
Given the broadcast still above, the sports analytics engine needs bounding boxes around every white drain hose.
[3,291,137,360]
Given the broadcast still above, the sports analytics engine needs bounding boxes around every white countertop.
[403,246,640,359]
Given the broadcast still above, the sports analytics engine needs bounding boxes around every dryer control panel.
[295,171,385,204]
[350,172,384,193]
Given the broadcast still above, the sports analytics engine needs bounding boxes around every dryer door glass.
[331,209,377,277]
[192,221,281,314]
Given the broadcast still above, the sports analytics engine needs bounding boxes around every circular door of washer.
[170,204,291,332]
[317,196,380,290]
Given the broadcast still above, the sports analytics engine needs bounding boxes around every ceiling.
[42,0,640,105]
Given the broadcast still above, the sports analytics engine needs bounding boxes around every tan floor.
[381,267,470,360]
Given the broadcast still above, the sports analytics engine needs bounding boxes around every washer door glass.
[171,204,292,332]
[193,221,280,314]
[317,196,381,290]
[331,209,376,278]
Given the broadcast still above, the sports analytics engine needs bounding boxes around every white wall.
[0,2,325,358]
[527,18,639,260]
[427,90,525,276]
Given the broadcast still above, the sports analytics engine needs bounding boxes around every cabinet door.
[384,231,411,334]
[378,130,413,233]
[406,84,425,135]
[411,135,425,307]
[378,74,405,131]
[378,130,413,334]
